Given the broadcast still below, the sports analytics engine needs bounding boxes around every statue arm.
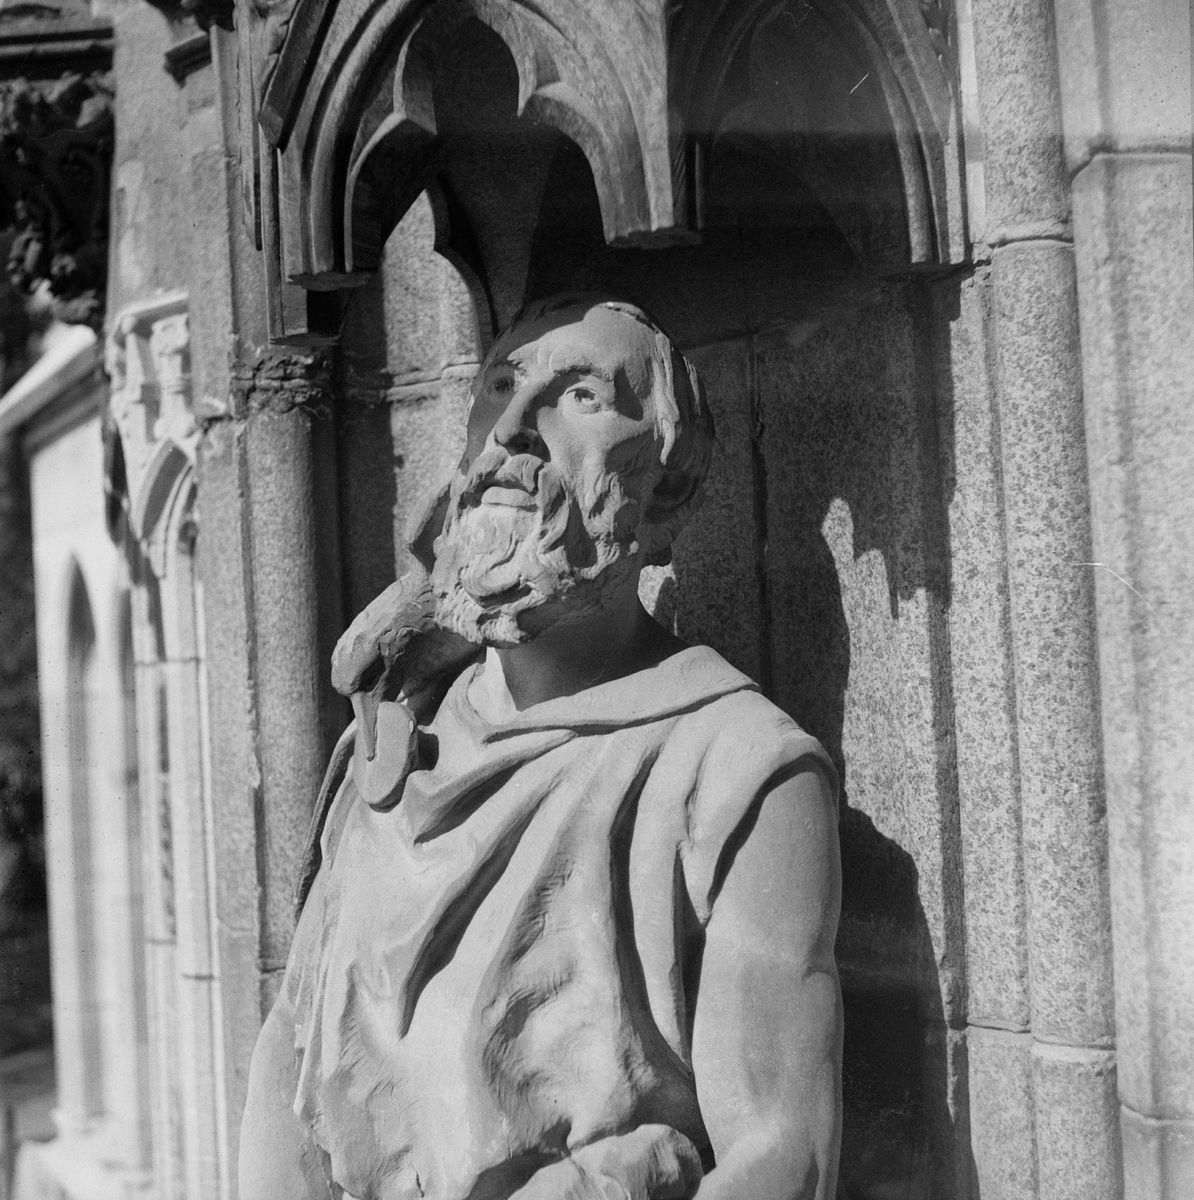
[689,761,842,1200]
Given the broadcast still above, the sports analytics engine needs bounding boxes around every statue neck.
[469,578,684,717]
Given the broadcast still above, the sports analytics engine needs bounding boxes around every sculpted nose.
[492,387,547,457]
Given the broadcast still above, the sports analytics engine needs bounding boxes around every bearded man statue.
[240,295,843,1200]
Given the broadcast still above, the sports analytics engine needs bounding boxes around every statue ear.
[644,466,701,525]
[640,469,705,566]
[404,479,452,574]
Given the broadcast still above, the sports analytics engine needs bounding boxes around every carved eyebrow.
[485,357,614,384]
[553,360,614,383]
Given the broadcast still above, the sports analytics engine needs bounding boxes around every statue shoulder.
[685,686,836,798]
[671,683,839,924]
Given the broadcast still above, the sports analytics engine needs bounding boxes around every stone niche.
[262,2,974,1195]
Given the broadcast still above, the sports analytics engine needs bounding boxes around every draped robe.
[284,646,836,1200]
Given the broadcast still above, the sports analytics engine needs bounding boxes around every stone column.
[1053,1,1194,1194]
[967,0,1119,1195]
[196,348,338,1195]
[186,35,345,1196]
[228,362,332,1000]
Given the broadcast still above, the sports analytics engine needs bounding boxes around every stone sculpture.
[240,295,843,1200]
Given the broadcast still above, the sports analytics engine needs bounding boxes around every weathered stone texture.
[932,269,1030,1031]
[760,287,961,1022]
[969,1028,1037,1200]
[970,0,1070,240]
[1071,151,1194,1123]
[194,420,269,1181]
[748,285,972,1194]
[968,1041,1125,1200]
[389,373,471,568]
[341,194,480,384]
[334,396,398,615]
[666,340,762,682]
[340,193,482,583]
[242,409,326,972]
[179,120,236,420]
[1054,0,1193,171]
[990,240,1114,1049]
[1033,1043,1120,1200]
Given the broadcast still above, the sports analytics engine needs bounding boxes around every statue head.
[430,294,714,646]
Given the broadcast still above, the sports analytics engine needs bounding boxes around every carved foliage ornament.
[0,72,113,328]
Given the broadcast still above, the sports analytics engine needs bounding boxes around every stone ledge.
[13,1137,149,1200]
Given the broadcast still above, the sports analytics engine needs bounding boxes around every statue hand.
[511,1127,703,1200]
[330,571,436,707]
[330,568,477,810]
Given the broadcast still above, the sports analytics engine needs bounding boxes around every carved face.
[431,303,670,647]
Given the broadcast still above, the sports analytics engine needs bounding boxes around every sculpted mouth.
[469,455,545,509]
[475,583,532,608]
[480,485,537,509]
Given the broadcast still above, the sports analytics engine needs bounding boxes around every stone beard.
[430,437,662,647]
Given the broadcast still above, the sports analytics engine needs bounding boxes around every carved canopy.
[246,0,967,338]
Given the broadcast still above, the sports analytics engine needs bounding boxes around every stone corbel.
[104,291,197,575]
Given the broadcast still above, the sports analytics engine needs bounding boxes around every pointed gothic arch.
[255,0,967,317]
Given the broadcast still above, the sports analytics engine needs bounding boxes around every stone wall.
[16,1,1185,1199]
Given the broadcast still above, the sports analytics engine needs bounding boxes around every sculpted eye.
[568,386,601,408]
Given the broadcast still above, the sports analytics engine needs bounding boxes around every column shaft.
[1053,0,1194,1192]
[969,0,1119,1194]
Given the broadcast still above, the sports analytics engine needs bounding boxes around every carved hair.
[497,293,716,564]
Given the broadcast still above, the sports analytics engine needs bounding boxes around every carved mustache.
[460,449,549,504]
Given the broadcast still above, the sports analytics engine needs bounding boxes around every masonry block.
[969,1027,1036,1200]
[1032,1043,1120,1200]
[970,0,1069,238]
